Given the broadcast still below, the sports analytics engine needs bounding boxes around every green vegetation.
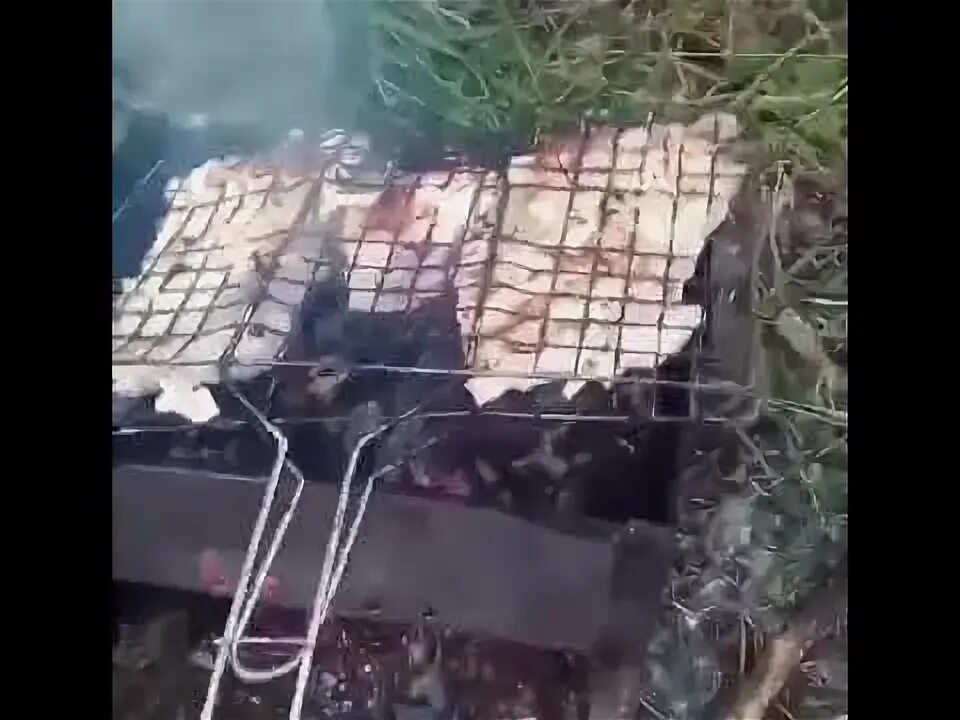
[364,0,847,173]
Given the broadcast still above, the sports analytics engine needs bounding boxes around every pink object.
[435,468,473,498]
[199,548,231,598]
[197,548,282,606]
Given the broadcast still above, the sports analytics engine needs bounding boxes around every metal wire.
[113,97,776,720]
[197,381,438,720]
[112,113,756,422]
[106,6,852,718]
[115,117,762,717]
[113,159,165,224]
[289,418,393,720]
[200,386,297,719]
[113,393,764,446]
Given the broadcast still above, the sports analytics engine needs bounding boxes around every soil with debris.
[114,585,594,720]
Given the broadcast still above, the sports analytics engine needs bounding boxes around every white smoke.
[112,0,373,145]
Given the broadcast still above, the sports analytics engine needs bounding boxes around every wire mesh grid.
[110,37,848,717]
[112,112,760,431]
[111,117,764,719]
[111,0,848,711]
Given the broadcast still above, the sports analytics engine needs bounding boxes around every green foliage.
[363,0,847,172]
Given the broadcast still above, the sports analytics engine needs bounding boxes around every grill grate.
[113,115,769,720]
[113,114,758,426]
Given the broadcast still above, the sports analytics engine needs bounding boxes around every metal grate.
[110,2,848,714]
[113,114,758,424]
[113,116,765,720]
